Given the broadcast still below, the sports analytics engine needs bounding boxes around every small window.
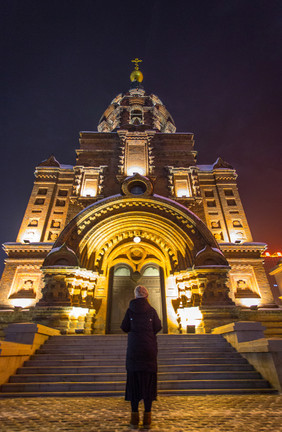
[207,200,216,207]
[227,199,236,206]
[175,178,190,198]
[128,181,147,195]
[38,188,47,195]
[58,189,68,197]
[211,221,221,229]
[82,178,98,197]
[205,190,214,197]
[51,220,61,229]
[131,109,143,125]
[35,198,45,205]
[214,232,224,241]
[23,231,35,243]
[48,231,58,241]
[235,231,245,240]
[236,279,248,290]
[55,199,66,207]
[229,211,239,214]
[224,189,234,196]
[28,219,38,227]
[233,220,242,227]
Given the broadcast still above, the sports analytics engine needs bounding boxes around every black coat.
[121,298,162,372]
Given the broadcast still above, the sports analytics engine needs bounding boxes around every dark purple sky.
[1,0,282,275]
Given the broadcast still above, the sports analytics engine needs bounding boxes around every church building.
[0,60,278,335]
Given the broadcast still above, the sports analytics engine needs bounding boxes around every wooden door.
[108,264,164,334]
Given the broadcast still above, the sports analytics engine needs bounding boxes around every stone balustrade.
[0,323,60,385]
[212,321,282,392]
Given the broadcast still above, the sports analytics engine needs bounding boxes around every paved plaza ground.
[0,395,281,432]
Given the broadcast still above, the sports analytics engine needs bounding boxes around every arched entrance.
[41,193,232,334]
[107,263,167,334]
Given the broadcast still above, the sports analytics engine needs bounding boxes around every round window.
[128,181,147,195]
[121,173,153,196]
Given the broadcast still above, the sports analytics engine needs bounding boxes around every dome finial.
[130,58,143,83]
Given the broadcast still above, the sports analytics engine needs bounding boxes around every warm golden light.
[127,166,145,176]
[262,251,282,257]
[240,298,260,308]
[83,188,96,197]
[174,177,191,198]
[176,188,189,198]
[10,298,34,309]
[230,230,246,243]
[22,229,40,243]
[178,307,203,329]
[69,307,89,318]
[81,177,98,197]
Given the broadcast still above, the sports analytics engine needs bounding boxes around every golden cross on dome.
[131,58,142,70]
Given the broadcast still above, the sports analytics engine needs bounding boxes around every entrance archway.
[42,194,231,334]
[107,263,167,334]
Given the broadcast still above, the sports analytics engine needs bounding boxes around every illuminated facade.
[0,61,278,334]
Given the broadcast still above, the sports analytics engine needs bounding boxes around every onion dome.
[98,59,176,133]
[130,58,144,83]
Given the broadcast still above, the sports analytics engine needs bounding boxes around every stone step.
[43,342,231,350]
[0,387,276,398]
[36,345,234,354]
[17,363,254,375]
[10,370,262,383]
[26,356,248,367]
[1,378,271,393]
[1,334,274,397]
[45,336,225,343]
[31,351,242,360]
[48,334,223,341]
[48,334,225,340]
[43,343,229,353]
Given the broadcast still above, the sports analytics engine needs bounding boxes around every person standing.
[121,285,162,429]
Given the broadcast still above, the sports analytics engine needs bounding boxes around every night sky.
[1,0,282,275]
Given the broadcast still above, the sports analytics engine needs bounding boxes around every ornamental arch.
[40,193,233,333]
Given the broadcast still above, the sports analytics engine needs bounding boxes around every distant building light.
[263,251,282,257]
[133,236,141,243]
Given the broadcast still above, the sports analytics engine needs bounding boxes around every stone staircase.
[0,334,276,397]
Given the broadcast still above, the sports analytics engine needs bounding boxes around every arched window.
[114,265,131,276]
[130,109,143,125]
[142,266,160,276]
